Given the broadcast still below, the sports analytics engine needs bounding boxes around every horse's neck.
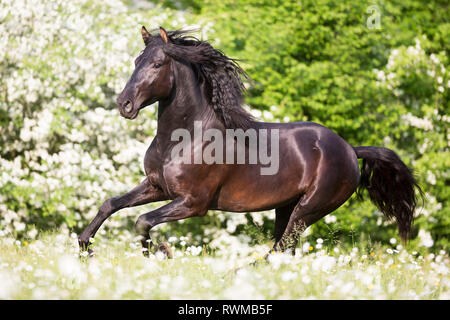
[155,61,222,148]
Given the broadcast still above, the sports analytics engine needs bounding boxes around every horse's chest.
[143,145,181,198]
[144,148,158,174]
[143,141,165,185]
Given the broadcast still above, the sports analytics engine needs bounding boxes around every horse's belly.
[213,185,301,212]
[212,167,305,212]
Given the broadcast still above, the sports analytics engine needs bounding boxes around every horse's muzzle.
[122,100,133,113]
[117,96,139,119]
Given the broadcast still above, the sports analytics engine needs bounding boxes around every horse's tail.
[353,146,423,243]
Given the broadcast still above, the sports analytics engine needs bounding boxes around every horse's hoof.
[156,242,173,259]
[142,249,150,258]
[79,248,94,259]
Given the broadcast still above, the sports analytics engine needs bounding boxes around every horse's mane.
[148,29,254,129]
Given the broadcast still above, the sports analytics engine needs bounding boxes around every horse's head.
[117,26,174,119]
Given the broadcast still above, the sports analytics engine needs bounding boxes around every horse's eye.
[154,63,162,68]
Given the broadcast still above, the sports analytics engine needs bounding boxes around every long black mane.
[148,29,254,129]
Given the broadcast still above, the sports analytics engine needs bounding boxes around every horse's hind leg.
[78,178,167,255]
[272,201,296,252]
[273,184,353,255]
[135,197,208,257]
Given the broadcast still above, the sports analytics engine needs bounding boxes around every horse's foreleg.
[135,197,207,257]
[78,178,167,254]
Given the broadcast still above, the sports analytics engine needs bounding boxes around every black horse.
[78,27,422,256]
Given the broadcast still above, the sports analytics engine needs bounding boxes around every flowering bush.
[0,0,185,236]
[372,36,449,250]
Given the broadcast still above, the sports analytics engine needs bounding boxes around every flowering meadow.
[0,0,449,300]
[0,230,448,299]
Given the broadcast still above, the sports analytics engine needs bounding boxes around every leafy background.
[0,0,448,252]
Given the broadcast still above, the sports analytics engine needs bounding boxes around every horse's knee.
[182,196,209,217]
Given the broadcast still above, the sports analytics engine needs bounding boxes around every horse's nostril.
[123,100,133,113]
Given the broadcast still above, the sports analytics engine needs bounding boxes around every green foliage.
[194,0,449,250]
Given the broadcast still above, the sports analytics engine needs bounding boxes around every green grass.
[0,230,448,299]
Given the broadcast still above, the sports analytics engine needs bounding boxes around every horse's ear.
[159,26,169,44]
[141,26,151,45]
